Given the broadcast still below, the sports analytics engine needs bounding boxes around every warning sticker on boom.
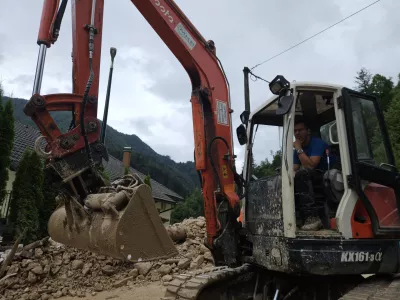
[175,23,196,50]
[217,100,228,126]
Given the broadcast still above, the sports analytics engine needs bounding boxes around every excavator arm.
[26,0,242,266]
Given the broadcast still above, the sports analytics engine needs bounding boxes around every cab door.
[341,87,400,235]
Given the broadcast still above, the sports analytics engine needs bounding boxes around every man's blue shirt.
[293,137,335,171]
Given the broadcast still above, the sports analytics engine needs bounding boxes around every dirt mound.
[0,217,214,300]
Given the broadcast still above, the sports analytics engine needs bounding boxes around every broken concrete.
[0,216,214,300]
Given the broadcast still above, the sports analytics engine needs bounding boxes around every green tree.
[6,150,40,243]
[383,88,400,167]
[369,74,394,111]
[29,151,45,237]
[353,69,400,167]
[354,68,395,111]
[144,174,152,190]
[170,188,204,224]
[40,168,58,237]
[124,166,130,175]
[253,150,282,178]
[0,84,15,205]
[354,67,373,93]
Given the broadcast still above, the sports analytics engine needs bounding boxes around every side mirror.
[329,121,339,144]
[276,95,294,115]
[236,124,247,145]
[240,110,250,124]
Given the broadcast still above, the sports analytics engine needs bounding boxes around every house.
[0,121,183,224]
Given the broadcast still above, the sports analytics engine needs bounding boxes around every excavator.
[23,0,400,299]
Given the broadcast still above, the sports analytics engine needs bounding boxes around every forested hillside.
[5,96,199,197]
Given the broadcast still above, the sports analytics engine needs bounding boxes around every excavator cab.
[237,79,400,276]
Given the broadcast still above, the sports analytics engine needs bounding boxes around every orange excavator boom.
[27,0,243,266]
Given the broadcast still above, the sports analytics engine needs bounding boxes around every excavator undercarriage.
[161,265,400,300]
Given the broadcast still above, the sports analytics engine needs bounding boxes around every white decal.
[175,23,196,50]
[341,251,383,262]
[216,100,228,126]
[154,0,174,23]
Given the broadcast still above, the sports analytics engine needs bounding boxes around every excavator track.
[161,264,400,300]
[161,264,254,300]
[339,274,400,300]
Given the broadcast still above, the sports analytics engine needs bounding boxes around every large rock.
[71,260,84,270]
[166,225,187,242]
[134,262,153,276]
[31,265,43,275]
[82,263,92,275]
[101,265,117,276]
[158,264,172,276]
[178,258,191,270]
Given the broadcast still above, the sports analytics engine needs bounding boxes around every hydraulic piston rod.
[32,44,47,95]
[100,47,117,144]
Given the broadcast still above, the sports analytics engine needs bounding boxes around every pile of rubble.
[0,217,214,300]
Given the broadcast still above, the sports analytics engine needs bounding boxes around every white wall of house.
[155,201,175,225]
[5,169,15,192]
[0,169,15,219]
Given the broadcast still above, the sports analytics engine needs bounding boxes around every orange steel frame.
[32,0,240,249]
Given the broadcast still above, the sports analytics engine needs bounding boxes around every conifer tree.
[29,151,45,237]
[40,167,58,237]
[6,150,40,243]
[0,84,15,205]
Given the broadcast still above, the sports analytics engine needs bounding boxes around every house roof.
[10,121,183,204]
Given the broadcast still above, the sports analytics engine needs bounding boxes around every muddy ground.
[59,282,165,300]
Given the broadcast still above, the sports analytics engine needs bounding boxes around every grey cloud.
[127,116,153,137]
[5,74,35,96]
[44,87,61,95]
[146,67,191,104]
[7,74,34,86]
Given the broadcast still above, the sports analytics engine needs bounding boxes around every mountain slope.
[6,96,199,197]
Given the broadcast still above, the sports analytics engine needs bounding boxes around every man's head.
[294,119,310,145]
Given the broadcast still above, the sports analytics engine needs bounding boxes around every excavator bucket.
[47,174,178,262]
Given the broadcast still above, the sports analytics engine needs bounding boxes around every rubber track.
[161,264,252,300]
[161,266,400,300]
[339,275,400,300]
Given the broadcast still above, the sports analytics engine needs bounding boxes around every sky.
[0,0,399,171]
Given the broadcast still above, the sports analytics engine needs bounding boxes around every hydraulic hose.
[80,0,97,167]
[52,0,68,40]
[207,136,231,190]
[80,59,94,165]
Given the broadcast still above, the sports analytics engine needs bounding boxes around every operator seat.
[315,143,344,228]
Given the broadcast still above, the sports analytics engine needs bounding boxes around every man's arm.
[293,149,301,172]
[296,152,321,169]
[294,139,325,169]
